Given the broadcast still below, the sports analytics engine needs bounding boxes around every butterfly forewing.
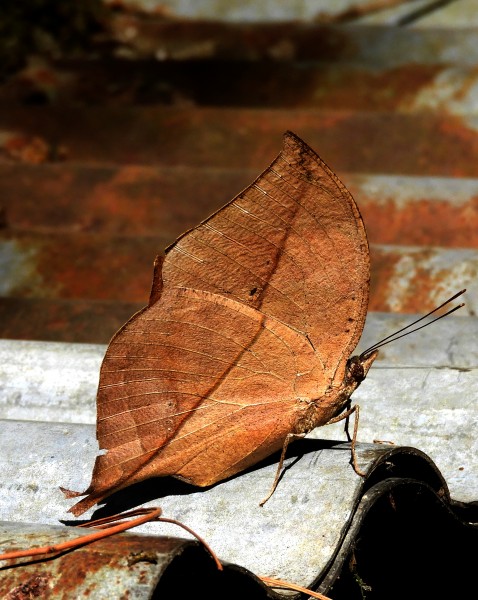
[162,131,369,373]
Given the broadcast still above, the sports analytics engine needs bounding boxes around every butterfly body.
[64,131,374,516]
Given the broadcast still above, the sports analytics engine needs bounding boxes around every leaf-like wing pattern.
[68,287,325,515]
[66,132,372,516]
[162,131,369,375]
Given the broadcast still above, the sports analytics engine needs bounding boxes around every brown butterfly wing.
[162,131,370,377]
[67,287,324,515]
[66,132,370,515]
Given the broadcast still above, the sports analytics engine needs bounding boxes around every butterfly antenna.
[360,289,466,359]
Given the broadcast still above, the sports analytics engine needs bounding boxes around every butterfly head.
[345,350,378,387]
[315,350,378,426]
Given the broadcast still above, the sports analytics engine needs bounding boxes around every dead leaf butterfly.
[62,131,393,515]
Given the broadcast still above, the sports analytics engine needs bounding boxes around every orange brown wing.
[66,132,370,515]
[67,287,325,515]
[162,131,370,379]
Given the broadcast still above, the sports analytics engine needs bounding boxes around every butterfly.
[63,131,378,516]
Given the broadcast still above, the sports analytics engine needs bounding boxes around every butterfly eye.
[346,356,365,383]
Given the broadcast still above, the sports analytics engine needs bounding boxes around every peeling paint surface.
[370,246,478,315]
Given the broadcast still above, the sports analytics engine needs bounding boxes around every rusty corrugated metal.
[0,417,476,597]
[0,523,209,599]
[0,232,475,314]
[0,521,274,599]
[6,60,478,115]
[3,107,478,176]
[3,165,478,248]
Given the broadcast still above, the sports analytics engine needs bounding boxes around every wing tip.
[66,492,104,517]
[283,130,302,147]
[59,486,83,499]
[59,486,95,517]
[281,130,317,163]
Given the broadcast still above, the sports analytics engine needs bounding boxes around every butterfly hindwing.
[68,286,325,514]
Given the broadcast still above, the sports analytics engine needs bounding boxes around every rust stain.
[0,297,143,344]
[369,246,475,315]
[4,162,478,248]
[4,575,50,599]
[306,64,444,112]
[1,232,157,303]
[0,164,175,236]
[2,214,476,318]
[369,246,403,313]
[0,133,68,165]
[52,544,116,597]
[0,532,182,598]
[398,264,442,314]
[38,238,151,303]
[159,109,478,178]
[360,195,478,247]
[436,114,478,178]
[369,246,442,314]
[3,105,478,176]
[1,135,50,165]
[85,166,161,234]
[448,64,478,105]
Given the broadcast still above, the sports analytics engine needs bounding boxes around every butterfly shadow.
[61,437,344,524]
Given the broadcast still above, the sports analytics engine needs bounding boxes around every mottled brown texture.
[65,132,375,515]
[6,60,443,111]
[4,163,478,248]
[357,193,478,248]
[4,575,49,600]
[0,297,143,343]
[0,162,252,237]
[3,106,478,176]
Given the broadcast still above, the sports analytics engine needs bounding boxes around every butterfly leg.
[325,404,366,477]
[259,432,306,507]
